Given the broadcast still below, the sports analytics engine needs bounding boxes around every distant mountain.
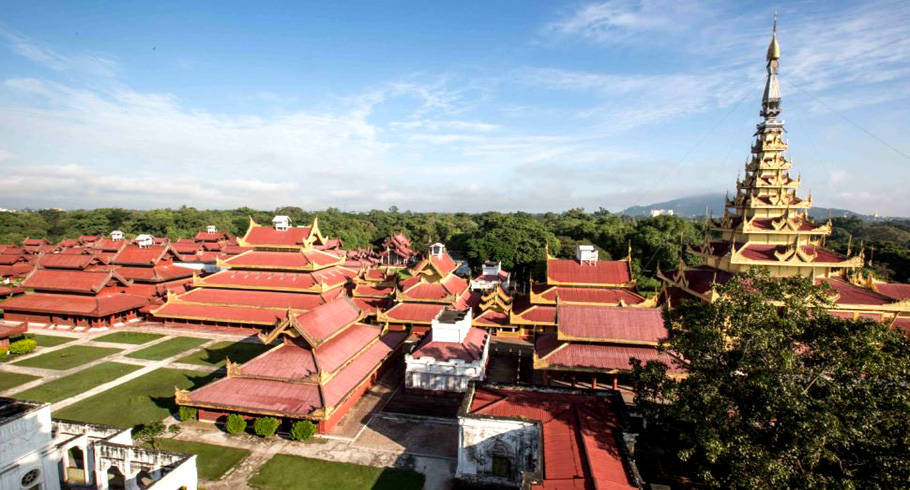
[619,193,878,220]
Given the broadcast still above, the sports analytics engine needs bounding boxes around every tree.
[631,271,910,488]
[290,420,316,441]
[253,417,280,438]
[225,413,247,435]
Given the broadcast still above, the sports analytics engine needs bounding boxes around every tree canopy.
[631,271,910,488]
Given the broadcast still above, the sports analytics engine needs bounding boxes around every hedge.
[178,406,197,422]
[9,339,37,355]
[290,420,316,441]
[225,413,247,435]
[254,417,280,438]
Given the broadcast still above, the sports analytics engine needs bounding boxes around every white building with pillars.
[0,398,197,490]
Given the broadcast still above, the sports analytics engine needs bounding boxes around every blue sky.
[0,0,908,215]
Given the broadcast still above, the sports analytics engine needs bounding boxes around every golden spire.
[766,13,780,62]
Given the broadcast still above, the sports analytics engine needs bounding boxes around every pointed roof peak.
[767,13,780,62]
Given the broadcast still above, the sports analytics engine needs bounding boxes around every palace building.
[0,253,147,329]
[659,24,910,329]
[377,242,478,334]
[151,217,358,331]
[175,297,406,434]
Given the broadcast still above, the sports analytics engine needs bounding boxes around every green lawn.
[154,438,250,481]
[248,454,425,490]
[0,371,39,391]
[176,340,270,367]
[53,368,217,427]
[126,337,208,361]
[13,345,122,370]
[92,331,164,345]
[14,362,141,403]
[31,334,75,347]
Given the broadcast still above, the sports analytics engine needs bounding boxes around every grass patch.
[13,345,122,370]
[126,337,208,361]
[92,331,164,345]
[0,371,39,391]
[249,454,425,490]
[54,368,218,427]
[177,340,270,367]
[15,362,141,403]
[154,438,250,481]
[31,334,75,347]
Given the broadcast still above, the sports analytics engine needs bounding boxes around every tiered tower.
[693,22,861,278]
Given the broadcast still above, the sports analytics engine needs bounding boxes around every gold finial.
[767,13,780,62]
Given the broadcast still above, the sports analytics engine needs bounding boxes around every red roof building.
[152,217,358,331]
[0,253,147,330]
[377,243,477,334]
[176,298,407,434]
[456,385,639,489]
[380,232,416,266]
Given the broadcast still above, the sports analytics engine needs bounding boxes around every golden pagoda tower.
[692,20,861,279]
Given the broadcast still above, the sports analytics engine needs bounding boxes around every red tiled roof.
[185,376,322,417]
[315,324,382,374]
[243,225,312,247]
[0,292,147,316]
[533,285,645,305]
[412,326,487,362]
[469,388,634,489]
[382,302,446,324]
[111,245,172,266]
[818,278,892,306]
[321,330,407,408]
[221,250,342,270]
[474,309,510,327]
[153,302,287,325]
[23,269,126,294]
[557,305,666,343]
[536,334,680,372]
[291,297,361,345]
[178,288,335,310]
[547,257,632,286]
[875,282,910,301]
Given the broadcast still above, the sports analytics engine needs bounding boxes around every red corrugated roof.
[351,297,388,314]
[534,285,645,305]
[557,305,666,343]
[292,297,361,345]
[238,341,316,379]
[474,309,510,327]
[412,327,487,362]
[186,376,322,417]
[23,269,123,294]
[243,225,312,247]
[116,264,193,283]
[36,254,100,269]
[818,278,892,306]
[513,304,557,324]
[547,257,632,285]
[315,324,382,374]
[875,282,910,301]
[112,245,175,266]
[429,252,458,277]
[383,302,445,323]
[0,292,146,316]
[198,268,352,291]
[0,254,27,265]
[194,231,227,242]
[0,323,28,339]
[321,330,406,407]
[179,288,333,310]
[469,388,634,489]
[353,284,393,297]
[537,334,681,372]
[222,249,342,269]
[92,238,127,252]
[153,302,287,325]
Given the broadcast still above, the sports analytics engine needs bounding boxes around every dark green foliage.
[178,406,197,422]
[8,338,37,355]
[631,271,910,488]
[132,422,165,447]
[225,413,247,435]
[0,345,7,359]
[253,417,280,438]
[290,420,316,441]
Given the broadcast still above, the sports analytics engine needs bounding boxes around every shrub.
[290,420,316,441]
[132,422,165,447]
[253,417,280,438]
[178,406,197,422]
[0,345,8,359]
[9,338,37,355]
[168,424,181,434]
[225,413,247,435]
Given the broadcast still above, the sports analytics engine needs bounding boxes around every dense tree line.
[1,207,907,290]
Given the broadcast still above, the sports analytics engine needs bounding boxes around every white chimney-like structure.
[135,234,154,248]
[482,261,501,277]
[430,242,445,258]
[206,225,217,233]
[272,215,290,231]
[576,244,598,263]
[430,308,472,344]
[110,230,124,241]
